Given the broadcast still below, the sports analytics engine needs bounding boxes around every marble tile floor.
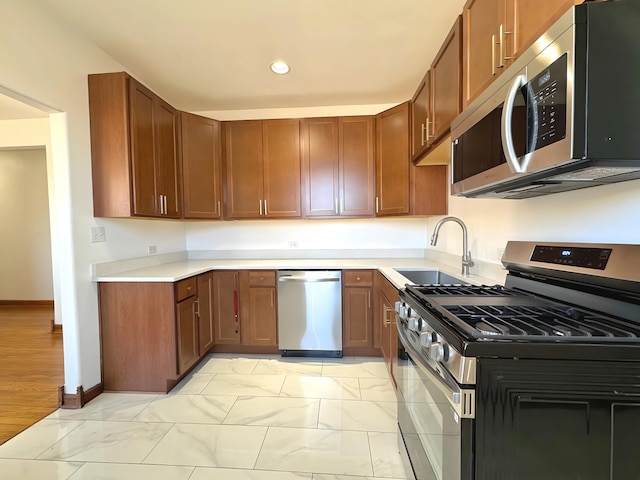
[0,354,409,480]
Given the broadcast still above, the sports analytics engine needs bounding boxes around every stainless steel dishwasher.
[277,270,342,357]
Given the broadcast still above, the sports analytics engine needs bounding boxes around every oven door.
[396,320,474,480]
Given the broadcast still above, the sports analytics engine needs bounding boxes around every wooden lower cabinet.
[375,271,399,387]
[342,270,376,355]
[212,271,240,345]
[176,294,199,375]
[99,272,214,393]
[239,270,278,346]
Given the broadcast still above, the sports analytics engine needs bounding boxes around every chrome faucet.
[430,216,475,276]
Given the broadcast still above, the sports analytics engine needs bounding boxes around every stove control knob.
[408,312,421,332]
[430,343,451,363]
[420,331,437,347]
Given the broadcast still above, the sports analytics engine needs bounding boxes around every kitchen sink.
[394,269,466,285]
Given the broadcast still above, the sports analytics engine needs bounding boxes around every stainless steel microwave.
[451,0,640,199]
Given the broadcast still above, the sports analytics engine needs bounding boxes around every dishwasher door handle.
[278,275,340,283]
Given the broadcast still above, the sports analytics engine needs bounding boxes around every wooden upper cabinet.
[181,112,223,219]
[89,72,181,218]
[411,72,431,159]
[339,116,375,217]
[375,102,411,216]
[509,0,580,59]
[223,119,301,219]
[431,16,463,143]
[463,0,579,107]
[301,117,339,217]
[463,0,504,108]
[262,119,302,218]
[301,116,374,218]
[223,121,263,218]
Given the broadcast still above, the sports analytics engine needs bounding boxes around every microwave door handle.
[501,73,531,173]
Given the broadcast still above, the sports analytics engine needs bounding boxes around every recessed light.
[270,60,290,75]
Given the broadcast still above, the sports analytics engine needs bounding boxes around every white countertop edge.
[93,257,505,289]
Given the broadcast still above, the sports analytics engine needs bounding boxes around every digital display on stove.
[531,246,612,270]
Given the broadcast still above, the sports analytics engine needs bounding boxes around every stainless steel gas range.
[395,241,640,480]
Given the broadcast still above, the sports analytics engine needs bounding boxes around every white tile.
[134,394,236,424]
[313,475,406,480]
[170,373,215,395]
[0,419,83,459]
[201,374,285,396]
[359,378,397,402]
[223,396,320,428]
[37,420,172,463]
[0,459,81,479]
[322,362,389,379]
[144,423,267,468]
[195,356,260,374]
[252,358,323,376]
[280,376,361,400]
[318,400,397,432]
[190,467,312,480]
[68,462,194,480]
[255,427,373,476]
[368,432,409,479]
[47,393,159,421]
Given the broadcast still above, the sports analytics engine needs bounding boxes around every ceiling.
[31,0,467,112]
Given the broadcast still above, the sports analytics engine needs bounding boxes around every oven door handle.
[398,322,476,419]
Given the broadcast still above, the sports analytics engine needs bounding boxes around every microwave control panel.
[527,54,567,151]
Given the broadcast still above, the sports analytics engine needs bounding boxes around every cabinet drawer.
[176,277,197,302]
[343,270,374,287]
[249,270,276,287]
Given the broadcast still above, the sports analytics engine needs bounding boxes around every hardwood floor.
[0,305,64,445]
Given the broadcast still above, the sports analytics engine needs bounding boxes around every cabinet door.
[181,113,222,219]
[176,296,199,375]
[129,79,158,216]
[411,73,431,159]
[301,117,339,217]
[155,98,181,218]
[244,287,278,346]
[431,16,462,143]
[223,121,263,218]
[463,0,503,107]
[197,272,214,353]
[212,271,240,344]
[509,0,578,60]
[262,119,301,218]
[342,287,373,348]
[375,102,410,216]
[339,116,375,217]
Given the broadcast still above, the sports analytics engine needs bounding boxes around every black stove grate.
[407,284,516,297]
[443,304,640,341]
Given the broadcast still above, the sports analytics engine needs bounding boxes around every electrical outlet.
[497,247,505,260]
[288,240,299,249]
[90,226,106,243]
[147,245,158,254]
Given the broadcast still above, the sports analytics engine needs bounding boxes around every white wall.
[426,178,640,268]
[0,148,53,300]
[2,0,187,395]
[186,217,428,253]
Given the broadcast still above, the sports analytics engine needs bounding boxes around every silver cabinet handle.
[163,195,167,215]
[421,123,427,146]
[335,197,339,214]
[264,199,268,216]
[278,276,340,283]
[491,34,497,76]
[375,196,379,214]
[499,24,513,65]
[259,199,263,216]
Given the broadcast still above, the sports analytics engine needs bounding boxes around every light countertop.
[93,257,504,290]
